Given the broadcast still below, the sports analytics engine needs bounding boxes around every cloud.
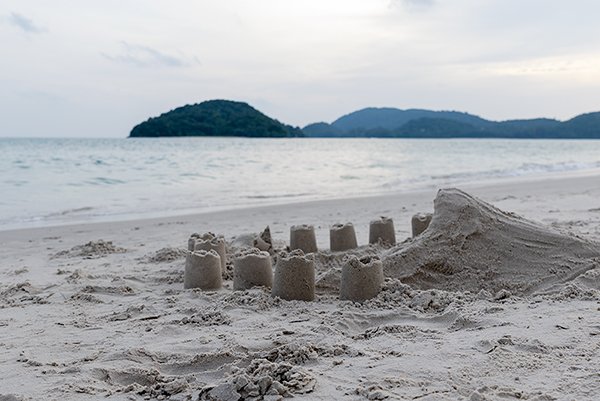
[103,42,197,68]
[8,12,45,34]
[390,0,435,10]
[402,0,435,6]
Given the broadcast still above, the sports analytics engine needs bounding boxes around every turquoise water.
[2,137,600,229]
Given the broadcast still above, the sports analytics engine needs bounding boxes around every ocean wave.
[382,161,600,190]
[45,207,95,217]
[245,193,312,199]
[88,177,127,185]
[2,137,600,229]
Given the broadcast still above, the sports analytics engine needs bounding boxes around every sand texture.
[1,173,599,400]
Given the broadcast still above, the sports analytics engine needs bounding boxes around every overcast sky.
[2,0,600,137]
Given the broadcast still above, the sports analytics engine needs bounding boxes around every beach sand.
[1,173,599,400]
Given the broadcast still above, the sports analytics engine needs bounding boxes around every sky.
[2,0,600,137]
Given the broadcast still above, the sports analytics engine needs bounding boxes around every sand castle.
[340,255,384,302]
[272,250,315,301]
[330,222,358,252]
[411,213,433,237]
[184,249,222,290]
[191,232,227,273]
[368,216,396,245]
[233,247,273,290]
[289,224,318,254]
[385,188,600,295]
[181,188,600,300]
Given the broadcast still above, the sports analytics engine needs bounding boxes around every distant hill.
[332,108,492,131]
[302,122,345,137]
[130,100,600,139]
[130,100,303,138]
[560,112,600,137]
[302,107,600,138]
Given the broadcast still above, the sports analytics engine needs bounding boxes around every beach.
[1,172,599,400]
[5,0,600,399]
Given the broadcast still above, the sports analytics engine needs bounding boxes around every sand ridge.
[385,188,600,295]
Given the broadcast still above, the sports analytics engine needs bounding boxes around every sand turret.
[340,255,384,302]
[272,250,315,301]
[193,233,227,273]
[411,213,433,237]
[233,248,273,290]
[330,222,358,252]
[290,224,318,254]
[369,216,396,245]
[184,249,222,290]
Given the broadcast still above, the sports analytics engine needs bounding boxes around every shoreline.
[3,166,600,235]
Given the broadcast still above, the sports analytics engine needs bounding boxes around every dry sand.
[1,172,599,400]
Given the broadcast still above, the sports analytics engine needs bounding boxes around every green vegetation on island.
[130,100,600,139]
[129,100,302,138]
[302,108,600,138]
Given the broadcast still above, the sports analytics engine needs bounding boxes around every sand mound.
[53,240,126,259]
[0,282,50,308]
[146,247,187,263]
[384,188,600,295]
[199,358,316,400]
[253,225,274,253]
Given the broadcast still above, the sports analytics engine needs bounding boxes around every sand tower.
[188,233,201,251]
[184,249,222,290]
[411,213,433,237]
[340,255,384,302]
[369,216,396,245]
[290,224,318,254]
[272,250,315,301]
[193,233,227,273]
[330,222,358,252]
[233,248,273,290]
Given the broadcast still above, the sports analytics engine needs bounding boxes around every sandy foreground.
[1,173,599,401]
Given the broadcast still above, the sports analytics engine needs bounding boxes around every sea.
[2,137,600,230]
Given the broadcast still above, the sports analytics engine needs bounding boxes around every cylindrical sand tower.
[233,248,273,290]
[188,233,201,251]
[369,216,396,245]
[272,250,315,301]
[184,249,222,290]
[340,255,383,302]
[290,224,318,254]
[330,223,358,252]
[193,233,227,273]
[411,213,432,237]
